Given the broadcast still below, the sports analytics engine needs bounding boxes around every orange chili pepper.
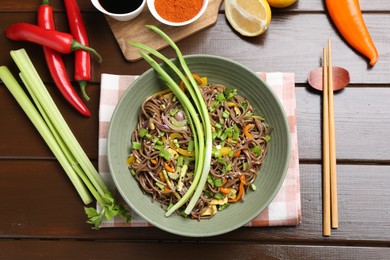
[243,124,254,139]
[233,149,241,158]
[151,159,158,165]
[325,0,378,66]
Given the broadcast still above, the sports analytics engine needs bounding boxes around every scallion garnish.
[130,25,212,217]
[139,128,148,137]
[132,141,141,150]
[159,149,172,160]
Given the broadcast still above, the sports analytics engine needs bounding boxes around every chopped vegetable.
[132,141,141,150]
[228,174,246,203]
[159,149,172,160]
[243,124,254,139]
[139,128,148,137]
[223,87,237,100]
[214,192,224,200]
[127,155,135,165]
[164,162,175,173]
[252,146,261,156]
[220,187,232,194]
[168,133,195,157]
[219,146,232,156]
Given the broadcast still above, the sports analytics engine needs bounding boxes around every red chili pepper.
[37,0,90,117]
[64,0,91,101]
[5,22,102,63]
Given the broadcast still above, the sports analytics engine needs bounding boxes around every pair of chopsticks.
[322,39,338,237]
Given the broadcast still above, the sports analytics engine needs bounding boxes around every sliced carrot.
[159,171,165,182]
[192,74,203,85]
[220,187,232,194]
[243,124,254,139]
[228,174,246,203]
[238,174,247,185]
[164,161,175,173]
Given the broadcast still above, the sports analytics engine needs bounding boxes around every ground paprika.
[154,0,203,23]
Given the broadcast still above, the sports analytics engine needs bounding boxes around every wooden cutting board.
[105,0,223,62]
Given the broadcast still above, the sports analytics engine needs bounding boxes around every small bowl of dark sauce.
[91,0,146,22]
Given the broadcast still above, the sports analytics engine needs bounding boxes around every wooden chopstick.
[322,47,331,237]
[322,40,339,237]
[328,40,339,229]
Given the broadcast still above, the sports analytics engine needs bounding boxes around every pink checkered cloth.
[98,72,301,228]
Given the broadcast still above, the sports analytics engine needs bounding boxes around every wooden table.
[1,1,390,258]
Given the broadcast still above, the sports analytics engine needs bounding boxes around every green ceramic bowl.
[107,55,290,237]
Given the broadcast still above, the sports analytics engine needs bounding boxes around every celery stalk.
[19,72,105,206]
[0,66,92,204]
[10,49,109,197]
[3,49,130,229]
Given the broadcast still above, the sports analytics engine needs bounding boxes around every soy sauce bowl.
[147,0,209,26]
[91,0,146,22]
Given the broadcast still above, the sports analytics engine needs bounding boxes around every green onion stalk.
[130,25,213,217]
[138,52,206,217]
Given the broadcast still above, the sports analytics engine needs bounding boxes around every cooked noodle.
[128,83,272,220]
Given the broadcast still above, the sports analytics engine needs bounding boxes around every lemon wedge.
[225,0,272,37]
[267,0,297,8]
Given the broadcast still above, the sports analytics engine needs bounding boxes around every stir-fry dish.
[127,76,272,220]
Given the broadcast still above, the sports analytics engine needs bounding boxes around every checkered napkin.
[98,72,301,227]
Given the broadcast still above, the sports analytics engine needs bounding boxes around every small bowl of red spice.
[147,0,208,26]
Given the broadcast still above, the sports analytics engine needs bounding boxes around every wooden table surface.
[1,0,390,259]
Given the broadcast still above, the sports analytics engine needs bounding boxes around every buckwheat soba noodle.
[127,79,272,220]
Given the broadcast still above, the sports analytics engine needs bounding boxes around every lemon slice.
[267,0,297,8]
[225,0,272,37]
